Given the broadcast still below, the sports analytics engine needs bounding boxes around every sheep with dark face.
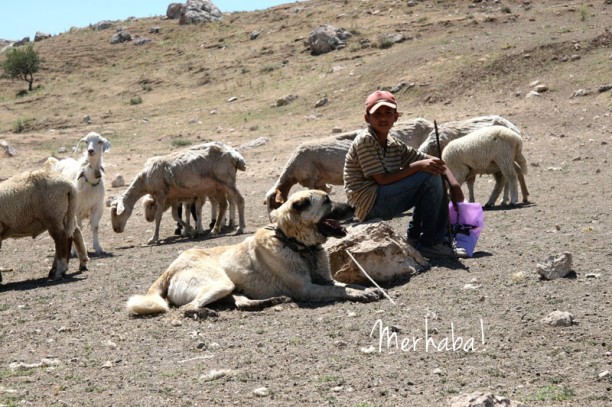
[48,132,111,255]
[110,143,245,244]
[0,163,89,283]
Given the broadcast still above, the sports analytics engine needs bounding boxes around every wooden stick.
[346,250,396,305]
[434,120,456,247]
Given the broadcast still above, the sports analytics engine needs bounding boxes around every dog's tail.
[126,267,177,315]
[126,293,169,315]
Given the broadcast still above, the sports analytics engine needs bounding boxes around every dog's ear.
[291,195,311,213]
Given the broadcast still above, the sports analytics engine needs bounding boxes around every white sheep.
[441,126,529,207]
[418,115,528,205]
[265,118,434,214]
[110,143,245,244]
[0,163,89,282]
[48,132,111,255]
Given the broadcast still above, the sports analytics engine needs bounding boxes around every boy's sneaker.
[407,236,419,247]
[419,243,468,259]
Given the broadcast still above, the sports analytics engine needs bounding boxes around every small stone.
[360,346,376,354]
[253,387,270,397]
[227,96,238,102]
[599,370,610,378]
[541,310,574,327]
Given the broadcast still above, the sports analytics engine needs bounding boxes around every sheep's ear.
[274,189,285,205]
[116,201,125,215]
[103,140,111,153]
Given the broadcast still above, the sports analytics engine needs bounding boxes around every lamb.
[142,191,229,237]
[418,115,521,156]
[110,143,245,244]
[47,132,111,255]
[0,163,89,283]
[418,114,529,205]
[441,125,529,207]
[265,118,434,214]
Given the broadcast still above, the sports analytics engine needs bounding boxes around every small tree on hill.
[2,44,41,92]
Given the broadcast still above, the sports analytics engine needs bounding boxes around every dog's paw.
[363,287,384,302]
[181,306,219,320]
[348,287,382,303]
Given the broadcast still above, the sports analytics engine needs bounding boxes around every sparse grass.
[376,37,395,50]
[12,117,33,133]
[171,138,192,147]
[261,64,276,73]
[531,385,575,401]
[579,5,590,21]
[129,95,143,105]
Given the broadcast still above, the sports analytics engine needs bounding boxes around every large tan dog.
[127,190,381,318]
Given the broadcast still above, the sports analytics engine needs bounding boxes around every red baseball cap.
[365,90,397,114]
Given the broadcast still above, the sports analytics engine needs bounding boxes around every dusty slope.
[0,1,611,406]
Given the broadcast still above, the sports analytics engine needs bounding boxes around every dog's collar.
[266,225,322,254]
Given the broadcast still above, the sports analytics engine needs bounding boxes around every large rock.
[166,3,183,19]
[307,24,352,55]
[536,252,572,280]
[179,0,222,25]
[324,221,428,286]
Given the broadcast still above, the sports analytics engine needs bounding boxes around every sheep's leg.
[225,187,245,235]
[174,204,183,235]
[498,160,519,206]
[210,198,228,236]
[227,197,236,229]
[49,228,70,280]
[466,175,476,203]
[193,197,205,235]
[149,196,167,244]
[72,226,89,271]
[486,172,505,207]
[171,204,193,237]
[209,197,217,230]
[89,205,104,254]
[515,162,530,203]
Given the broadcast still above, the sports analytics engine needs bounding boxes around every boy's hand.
[416,157,447,175]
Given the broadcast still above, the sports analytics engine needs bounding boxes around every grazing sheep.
[48,132,111,255]
[265,118,434,214]
[418,114,528,205]
[0,164,89,282]
[110,143,245,244]
[441,126,529,207]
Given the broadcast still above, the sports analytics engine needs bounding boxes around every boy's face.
[365,105,399,135]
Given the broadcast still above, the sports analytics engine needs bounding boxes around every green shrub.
[130,96,143,105]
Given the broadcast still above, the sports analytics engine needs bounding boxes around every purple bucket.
[448,202,484,257]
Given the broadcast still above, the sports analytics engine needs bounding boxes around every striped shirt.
[343,126,427,221]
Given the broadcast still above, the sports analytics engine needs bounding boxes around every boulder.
[324,221,428,286]
[179,0,222,25]
[166,3,183,19]
[307,24,352,55]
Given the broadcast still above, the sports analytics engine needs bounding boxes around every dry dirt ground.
[0,1,611,406]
